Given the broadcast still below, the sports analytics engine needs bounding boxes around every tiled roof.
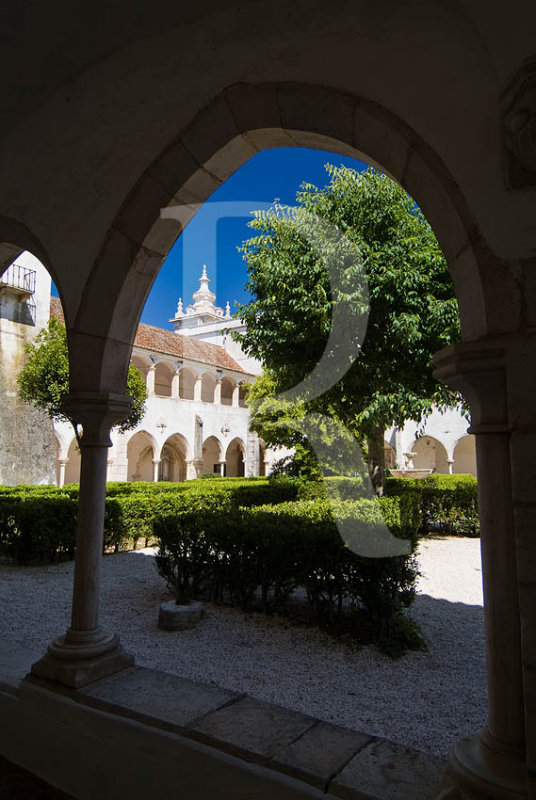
[50,297,245,373]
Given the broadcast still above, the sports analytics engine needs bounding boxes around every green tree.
[235,166,461,493]
[17,316,147,446]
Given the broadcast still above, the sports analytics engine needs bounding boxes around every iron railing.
[0,263,36,295]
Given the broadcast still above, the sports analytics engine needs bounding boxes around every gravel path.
[0,537,486,757]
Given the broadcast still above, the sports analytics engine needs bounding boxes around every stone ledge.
[46,665,447,800]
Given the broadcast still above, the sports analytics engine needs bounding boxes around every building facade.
[1,254,477,487]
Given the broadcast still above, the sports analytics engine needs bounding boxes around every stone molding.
[61,391,132,447]
[501,56,536,190]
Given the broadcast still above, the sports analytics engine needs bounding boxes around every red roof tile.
[50,297,245,373]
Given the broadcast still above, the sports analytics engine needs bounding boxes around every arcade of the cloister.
[0,4,535,799]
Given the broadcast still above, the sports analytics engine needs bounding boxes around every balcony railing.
[0,263,36,296]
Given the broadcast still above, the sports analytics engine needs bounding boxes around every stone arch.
[179,367,196,400]
[126,430,157,482]
[411,435,449,475]
[202,435,223,475]
[220,377,235,406]
[73,82,492,395]
[225,437,246,478]
[453,434,477,476]
[154,361,173,397]
[159,433,189,482]
[201,371,216,403]
[64,436,81,485]
[130,354,151,383]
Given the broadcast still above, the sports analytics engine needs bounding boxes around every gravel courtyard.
[0,536,486,757]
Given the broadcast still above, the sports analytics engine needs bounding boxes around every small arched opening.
[64,437,81,485]
[158,433,188,482]
[225,437,246,478]
[453,434,477,477]
[202,435,222,475]
[154,362,173,397]
[127,430,156,482]
[220,377,234,406]
[179,367,196,400]
[412,436,449,475]
[201,372,216,403]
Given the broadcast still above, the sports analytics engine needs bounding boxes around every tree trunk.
[367,428,385,496]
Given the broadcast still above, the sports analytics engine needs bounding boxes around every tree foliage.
[17,316,147,444]
[235,166,462,491]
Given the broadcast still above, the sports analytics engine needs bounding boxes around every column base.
[31,628,135,689]
[443,728,526,800]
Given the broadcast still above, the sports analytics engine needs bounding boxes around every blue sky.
[53,147,368,328]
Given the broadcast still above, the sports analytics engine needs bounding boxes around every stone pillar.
[217,461,226,477]
[434,341,526,799]
[171,370,180,398]
[31,392,135,688]
[194,374,202,402]
[446,458,454,475]
[214,379,222,405]
[57,458,68,488]
[146,365,156,395]
[152,459,160,483]
[232,382,240,407]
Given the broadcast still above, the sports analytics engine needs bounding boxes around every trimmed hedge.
[385,473,479,536]
[154,494,421,631]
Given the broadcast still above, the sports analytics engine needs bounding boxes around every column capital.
[433,340,508,433]
[61,392,132,446]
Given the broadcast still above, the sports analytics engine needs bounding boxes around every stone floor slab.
[191,696,316,761]
[330,738,446,800]
[80,666,239,729]
[273,721,373,789]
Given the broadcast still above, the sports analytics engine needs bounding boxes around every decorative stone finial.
[225,301,231,318]
[176,298,184,315]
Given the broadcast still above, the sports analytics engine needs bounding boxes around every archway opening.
[453,434,477,476]
[154,362,173,397]
[159,433,188,482]
[411,435,449,475]
[220,377,234,406]
[64,437,81,485]
[201,372,216,403]
[179,367,196,400]
[202,435,222,476]
[126,431,156,482]
[225,437,245,478]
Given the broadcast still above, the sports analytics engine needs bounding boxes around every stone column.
[232,382,240,407]
[214,378,222,405]
[434,341,526,799]
[152,459,160,483]
[31,392,135,688]
[171,370,180,398]
[217,461,226,477]
[194,374,202,402]
[146,365,156,395]
[446,458,454,475]
[57,458,68,488]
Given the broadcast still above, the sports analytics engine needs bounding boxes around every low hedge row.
[154,494,421,650]
[0,473,478,565]
[385,473,479,536]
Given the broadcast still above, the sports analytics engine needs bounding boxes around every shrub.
[153,493,421,653]
[385,473,479,536]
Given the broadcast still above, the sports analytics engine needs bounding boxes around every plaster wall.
[0,253,55,485]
